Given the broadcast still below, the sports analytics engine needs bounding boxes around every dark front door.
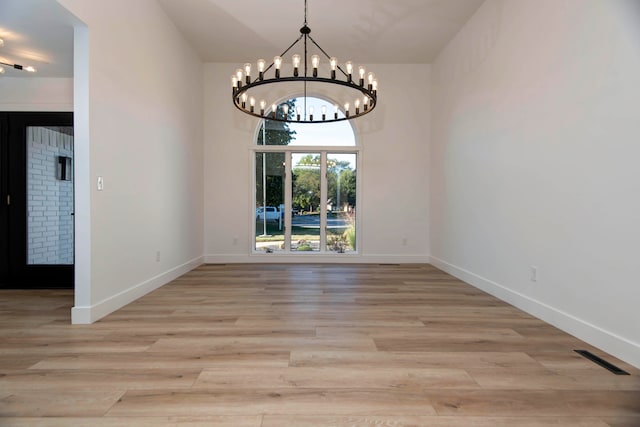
[0,112,74,288]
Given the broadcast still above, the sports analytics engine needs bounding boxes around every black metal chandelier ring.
[232,76,378,124]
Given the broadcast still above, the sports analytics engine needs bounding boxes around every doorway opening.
[0,112,74,288]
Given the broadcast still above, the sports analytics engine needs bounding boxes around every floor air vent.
[574,350,630,375]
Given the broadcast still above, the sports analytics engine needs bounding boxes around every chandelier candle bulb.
[309,106,314,121]
[363,96,369,111]
[236,69,243,88]
[345,61,353,82]
[231,76,238,90]
[344,102,350,118]
[311,54,320,77]
[244,63,251,84]
[334,104,339,119]
[355,99,360,114]
[250,97,255,112]
[257,59,266,80]
[322,105,327,121]
[367,72,375,91]
[271,103,277,118]
[296,106,301,121]
[274,56,282,78]
[330,57,337,79]
[241,93,247,108]
[359,66,366,87]
[260,100,266,115]
[292,54,301,76]
[372,80,378,94]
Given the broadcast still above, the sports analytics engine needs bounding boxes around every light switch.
[97,176,104,191]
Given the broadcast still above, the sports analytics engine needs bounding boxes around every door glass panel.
[26,126,74,265]
[291,153,320,251]
[326,153,357,253]
[255,152,285,253]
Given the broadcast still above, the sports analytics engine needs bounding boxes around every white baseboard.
[429,255,640,369]
[71,256,204,324]
[204,253,429,264]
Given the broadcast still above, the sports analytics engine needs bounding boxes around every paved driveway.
[292,214,349,229]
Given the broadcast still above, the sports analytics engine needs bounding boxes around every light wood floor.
[1,263,639,426]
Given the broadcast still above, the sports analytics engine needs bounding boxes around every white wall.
[0,77,73,111]
[58,0,204,323]
[203,63,430,263]
[430,0,640,367]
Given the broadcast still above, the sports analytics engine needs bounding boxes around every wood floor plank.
[102,326,317,340]
[316,326,524,340]
[0,337,153,355]
[193,366,478,390]
[0,369,200,390]
[529,351,638,373]
[0,416,263,426]
[600,417,640,427]
[30,352,290,370]
[106,389,437,416]
[425,390,640,417]
[374,336,584,352]
[0,356,45,370]
[0,326,112,339]
[467,367,640,390]
[289,350,543,369]
[0,390,124,417]
[261,415,610,427]
[235,315,426,327]
[148,336,377,353]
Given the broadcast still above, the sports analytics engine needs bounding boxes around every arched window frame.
[251,96,361,256]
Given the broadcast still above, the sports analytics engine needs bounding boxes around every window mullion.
[284,152,292,251]
[320,152,327,253]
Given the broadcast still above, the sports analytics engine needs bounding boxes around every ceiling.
[158,0,485,64]
[0,0,77,78]
[0,0,484,78]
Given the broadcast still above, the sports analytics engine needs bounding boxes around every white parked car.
[256,206,280,222]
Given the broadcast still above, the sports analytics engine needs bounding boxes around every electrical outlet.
[530,266,538,282]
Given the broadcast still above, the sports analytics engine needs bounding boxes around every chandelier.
[0,38,37,74]
[231,0,378,124]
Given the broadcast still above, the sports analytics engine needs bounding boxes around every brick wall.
[27,126,74,265]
